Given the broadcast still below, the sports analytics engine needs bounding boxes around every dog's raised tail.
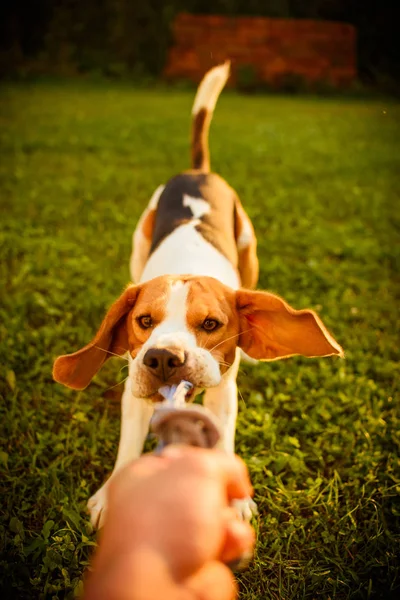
[191,61,230,172]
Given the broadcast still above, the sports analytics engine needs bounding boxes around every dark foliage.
[0,1,398,86]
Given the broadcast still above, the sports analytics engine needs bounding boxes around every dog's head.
[53,275,343,400]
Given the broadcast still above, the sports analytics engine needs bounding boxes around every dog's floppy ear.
[53,285,140,390]
[237,289,343,361]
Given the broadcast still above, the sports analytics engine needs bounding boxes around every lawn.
[0,81,399,599]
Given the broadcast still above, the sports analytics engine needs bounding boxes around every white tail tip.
[192,61,231,116]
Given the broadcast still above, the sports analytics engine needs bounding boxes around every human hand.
[84,445,255,600]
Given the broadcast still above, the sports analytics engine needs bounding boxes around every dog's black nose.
[143,348,186,381]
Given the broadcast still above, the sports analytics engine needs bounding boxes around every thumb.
[219,515,255,564]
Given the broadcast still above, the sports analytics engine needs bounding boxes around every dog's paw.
[231,497,258,521]
[88,484,109,529]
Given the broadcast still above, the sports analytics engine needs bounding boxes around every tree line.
[0,0,397,85]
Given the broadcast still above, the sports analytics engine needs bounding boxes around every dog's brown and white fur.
[53,62,343,526]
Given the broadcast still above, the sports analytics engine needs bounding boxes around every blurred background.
[0,0,399,94]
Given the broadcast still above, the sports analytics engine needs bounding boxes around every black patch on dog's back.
[150,173,208,254]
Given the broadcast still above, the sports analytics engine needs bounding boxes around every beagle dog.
[53,62,343,526]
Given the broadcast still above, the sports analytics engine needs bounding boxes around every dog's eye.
[137,315,153,329]
[202,319,220,332]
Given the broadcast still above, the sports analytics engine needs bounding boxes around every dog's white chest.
[140,222,240,289]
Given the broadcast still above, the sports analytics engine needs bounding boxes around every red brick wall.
[164,13,357,87]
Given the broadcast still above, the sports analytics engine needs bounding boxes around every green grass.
[1,81,400,599]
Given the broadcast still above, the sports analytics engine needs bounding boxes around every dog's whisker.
[238,385,247,407]
[93,345,129,361]
[106,376,129,392]
[209,327,254,353]
[199,336,212,351]
[209,333,240,352]
[218,360,232,368]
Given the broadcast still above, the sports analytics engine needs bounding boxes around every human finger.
[185,560,237,600]
[219,512,255,564]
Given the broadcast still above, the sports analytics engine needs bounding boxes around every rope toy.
[151,381,221,451]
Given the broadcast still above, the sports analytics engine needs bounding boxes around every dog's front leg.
[88,379,154,528]
[203,373,238,455]
[203,350,257,521]
[203,348,241,454]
